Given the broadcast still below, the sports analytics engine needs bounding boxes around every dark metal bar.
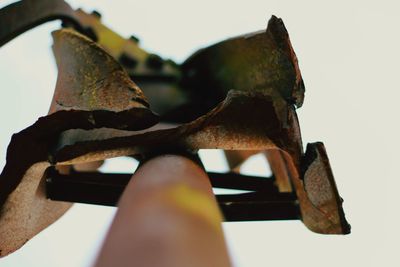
[0,0,83,47]
[46,168,300,221]
[46,168,278,192]
[210,172,278,192]
[217,192,299,221]
[221,201,299,221]
[216,192,296,202]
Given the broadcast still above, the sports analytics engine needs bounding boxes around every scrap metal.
[0,0,350,257]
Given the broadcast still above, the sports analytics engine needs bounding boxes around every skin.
[93,155,232,267]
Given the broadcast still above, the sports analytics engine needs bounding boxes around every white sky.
[0,0,399,266]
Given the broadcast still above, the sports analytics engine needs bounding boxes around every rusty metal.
[0,0,83,46]
[51,89,349,236]
[0,0,350,258]
[0,29,158,257]
[70,9,185,117]
[178,17,304,122]
[0,0,184,116]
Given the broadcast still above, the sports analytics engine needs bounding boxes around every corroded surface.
[0,0,82,47]
[51,29,150,113]
[0,0,183,116]
[180,16,305,120]
[0,3,350,257]
[0,29,158,256]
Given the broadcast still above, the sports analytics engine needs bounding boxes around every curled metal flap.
[0,0,82,47]
[181,15,305,114]
[0,29,160,256]
[53,91,295,164]
[50,29,151,114]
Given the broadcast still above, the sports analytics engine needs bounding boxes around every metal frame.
[46,167,300,221]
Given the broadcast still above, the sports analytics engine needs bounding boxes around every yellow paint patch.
[165,184,223,231]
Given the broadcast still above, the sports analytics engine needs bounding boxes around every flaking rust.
[0,0,350,257]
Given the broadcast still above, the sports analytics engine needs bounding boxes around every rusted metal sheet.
[179,16,305,121]
[0,0,82,46]
[50,89,349,235]
[0,0,184,116]
[0,29,159,208]
[71,9,184,116]
[51,29,153,115]
[0,29,158,257]
[300,143,350,234]
[0,1,350,257]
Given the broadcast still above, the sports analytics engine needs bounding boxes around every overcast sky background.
[0,0,399,266]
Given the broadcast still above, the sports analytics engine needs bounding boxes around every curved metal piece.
[181,15,305,196]
[0,29,158,257]
[50,29,152,114]
[299,142,351,234]
[68,10,185,116]
[179,15,305,122]
[50,90,349,236]
[0,0,82,47]
[0,0,184,117]
[54,91,296,163]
